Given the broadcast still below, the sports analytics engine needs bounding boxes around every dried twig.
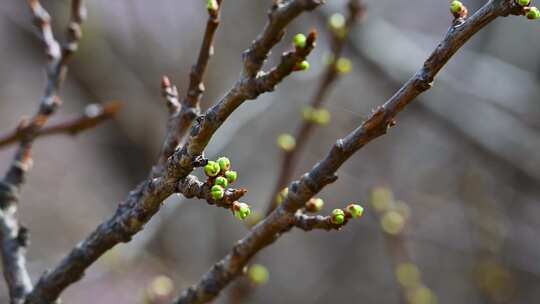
[0,102,121,149]
[173,2,523,303]
[0,1,86,303]
[24,2,322,303]
[266,0,365,214]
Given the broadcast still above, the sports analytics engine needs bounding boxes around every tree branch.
[266,0,365,214]
[24,1,321,303]
[293,212,346,231]
[173,1,521,303]
[0,1,86,303]
[155,0,224,173]
[0,102,121,149]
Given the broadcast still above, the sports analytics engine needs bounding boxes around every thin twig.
[24,2,322,303]
[155,0,224,174]
[173,2,522,303]
[0,1,86,304]
[266,0,365,214]
[0,102,121,149]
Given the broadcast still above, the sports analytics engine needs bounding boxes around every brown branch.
[0,102,121,149]
[0,1,86,304]
[173,2,522,303]
[266,0,365,214]
[167,28,317,180]
[155,0,224,174]
[24,1,322,303]
[241,0,323,78]
[293,212,347,231]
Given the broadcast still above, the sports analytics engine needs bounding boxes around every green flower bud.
[247,264,269,285]
[225,170,237,184]
[204,161,220,177]
[450,1,463,14]
[210,185,224,200]
[233,202,251,220]
[296,60,310,71]
[207,0,219,11]
[328,13,345,30]
[335,57,352,74]
[516,0,531,7]
[293,33,307,49]
[277,134,296,151]
[527,7,540,20]
[216,156,231,171]
[312,108,331,125]
[346,204,364,219]
[214,176,228,188]
[330,209,345,225]
[306,198,324,212]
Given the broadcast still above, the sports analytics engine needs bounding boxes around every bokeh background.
[1,0,540,303]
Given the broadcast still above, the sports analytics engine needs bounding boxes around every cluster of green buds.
[514,0,540,20]
[302,106,331,125]
[276,133,296,152]
[292,33,310,71]
[328,13,347,38]
[330,203,364,225]
[204,156,238,199]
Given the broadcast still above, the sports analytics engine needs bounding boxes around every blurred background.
[1,0,540,303]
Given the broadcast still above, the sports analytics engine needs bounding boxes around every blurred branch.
[0,102,121,149]
[173,2,524,303]
[266,0,365,214]
[25,1,322,303]
[0,1,86,304]
[370,187,439,304]
[155,0,224,174]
